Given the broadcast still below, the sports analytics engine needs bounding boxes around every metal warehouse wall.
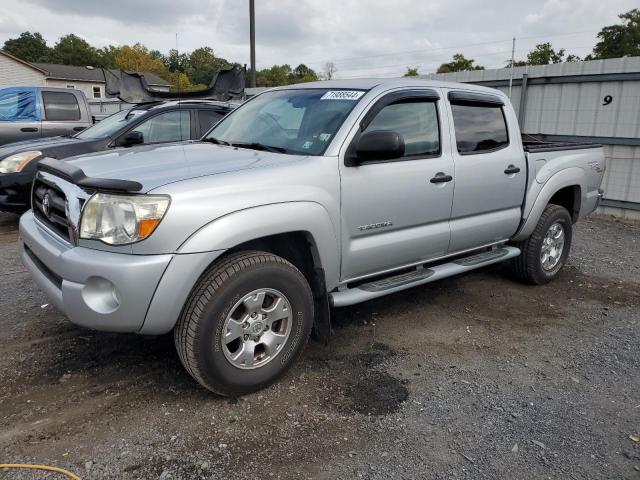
[421,57,640,219]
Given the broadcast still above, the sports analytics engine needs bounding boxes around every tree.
[2,32,51,62]
[323,62,337,80]
[526,42,566,65]
[437,54,484,73]
[95,45,120,69]
[165,48,190,73]
[592,8,640,59]
[49,34,99,66]
[404,66,419,77]
[289,64,318,83]
[257,64,292,87]
[115,43,168,78]
[187,47,231,85]
[507,42,581,67]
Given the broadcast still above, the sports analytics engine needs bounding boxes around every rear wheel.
[510,204,573,285]
[174,251,314,396]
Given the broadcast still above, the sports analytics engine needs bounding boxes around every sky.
[0,0,638,78]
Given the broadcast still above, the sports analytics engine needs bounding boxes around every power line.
[305,29,599,68]
[334,45,594,75]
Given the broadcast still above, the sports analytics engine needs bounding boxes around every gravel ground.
[1,212,639,480]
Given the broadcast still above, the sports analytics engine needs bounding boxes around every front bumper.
[0,172,32,213]
[20,211,172,332]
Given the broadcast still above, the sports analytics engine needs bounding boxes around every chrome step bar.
[330,246,521,307]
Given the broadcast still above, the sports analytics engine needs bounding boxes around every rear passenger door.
[40,91,84,138]
[339,89,455,280]
[445,90,526,253]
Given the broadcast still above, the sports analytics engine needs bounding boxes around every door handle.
[73,126,86,132]
[430,173,453,184]
[20,127,39,132]
[504,165,521,174]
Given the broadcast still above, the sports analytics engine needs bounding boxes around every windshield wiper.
[201,137,232,146]
[230,142,289,154]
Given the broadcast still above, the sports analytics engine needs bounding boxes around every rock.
[511,443,518,453]
[531,440,546,449]
[85,461,93,472]
[159,470,171,480]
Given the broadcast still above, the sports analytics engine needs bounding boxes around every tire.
[174,251,314,396]
[510,204,573,285]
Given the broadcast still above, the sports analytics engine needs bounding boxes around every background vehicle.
[0,86,93,145]
[19,79,605,396]
[0,99,233,213]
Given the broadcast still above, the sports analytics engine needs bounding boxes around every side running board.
[330,246,520,307]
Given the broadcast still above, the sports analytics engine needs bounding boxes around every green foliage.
[49,34,99,66]
[404,66,419,77]
[256,64,319,87]
[592,8,640,59]
[437,54,484,73]
[187,47,231,86]
[507,43,581,67]
[0,32,314,89]
[3,32,50,62]
[95,45,120,69]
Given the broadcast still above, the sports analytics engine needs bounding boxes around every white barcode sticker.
[320,90,365,101]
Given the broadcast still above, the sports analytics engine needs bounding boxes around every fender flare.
[513,167,585,241]
[177,201,341,289]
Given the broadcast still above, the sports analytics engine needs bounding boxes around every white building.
[0,49,171,100]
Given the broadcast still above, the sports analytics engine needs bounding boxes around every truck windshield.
[204,88,366,155]
[75,109,145,140]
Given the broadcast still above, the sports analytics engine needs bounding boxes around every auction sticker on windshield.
[320,91,365,101]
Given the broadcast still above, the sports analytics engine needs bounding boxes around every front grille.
[32,179,71,242]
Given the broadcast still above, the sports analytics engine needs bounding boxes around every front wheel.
[174,251,314,396]
[509,204,573,285]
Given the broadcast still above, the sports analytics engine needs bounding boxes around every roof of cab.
[272,77,506,97]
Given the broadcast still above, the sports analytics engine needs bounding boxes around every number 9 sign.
[602,95,613,106]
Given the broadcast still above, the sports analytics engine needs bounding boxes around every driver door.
[339,89,455,281]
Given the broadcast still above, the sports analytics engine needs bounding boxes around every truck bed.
[522,135,601,153]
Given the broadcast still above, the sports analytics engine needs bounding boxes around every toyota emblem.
[41,192,51,217]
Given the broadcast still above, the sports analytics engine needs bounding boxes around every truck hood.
[66,141,306,191]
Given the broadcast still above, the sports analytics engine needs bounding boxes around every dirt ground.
[1,211,639,480]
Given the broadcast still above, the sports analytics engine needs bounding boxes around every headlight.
[0,151,42,173]
[79,193,170,245]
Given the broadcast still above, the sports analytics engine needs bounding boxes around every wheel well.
[228,232,319,283]
[227,231,331,343]
[549,185,581,222]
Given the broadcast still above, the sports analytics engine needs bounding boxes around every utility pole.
[249,0,256,87]
[508,37,516,99]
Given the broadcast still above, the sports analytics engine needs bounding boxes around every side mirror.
[119,131,144,147]
[353,130,405,164]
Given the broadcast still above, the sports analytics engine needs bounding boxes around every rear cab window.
[42,91,81,122]
[448,92,509,154]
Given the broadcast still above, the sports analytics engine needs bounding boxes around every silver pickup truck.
[19,79,605,396]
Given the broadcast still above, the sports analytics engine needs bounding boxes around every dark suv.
[0,100,234,213]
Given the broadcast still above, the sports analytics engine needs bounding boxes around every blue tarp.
[0,87,42,122]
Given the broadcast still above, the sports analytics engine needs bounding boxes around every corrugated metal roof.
[420,56,640,82]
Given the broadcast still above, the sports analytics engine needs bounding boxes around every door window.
[129,110,190,144]
[197,109,224,136]
[42,91,81,121]
[450,104,509,154]
[362,101,440,157]
[0,87,41,121]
